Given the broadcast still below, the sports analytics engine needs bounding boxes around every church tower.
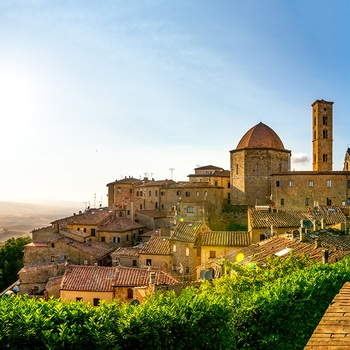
[312,99,334,171]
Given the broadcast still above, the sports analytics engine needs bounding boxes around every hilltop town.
[13,99,350,304]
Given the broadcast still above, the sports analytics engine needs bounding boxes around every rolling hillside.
[0,201,83,242]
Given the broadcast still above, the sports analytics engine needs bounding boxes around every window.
[204,191,208,197]
[127,210,130,215]
[309,181,314,187]
[76,297,82,301]
[155,202,158,209]
[91,228,96,236]
[136,191,139,196]
[279,163,282,172]
[326,180,332,188]
[236,164,239,174]
[348,198,350,205]
[214,181,218,186]
[186,267,190,274]
[280,198,285,206]
[161,191,165,196]
[127,288,133,299]
[101,237,106,242]
[209,251,216,258]
[83,228,87,233]
[51,255,55,262]
[132,260,137,267]
[187,207,195,213]
[347,180,350,188]
[126,235,129,241]
[289,181,293,187]
[93,298,100,306]
[196,191,200,197]
[323,129,328,139]
[323,116,328,125]
[155,190,158,196]
[51,243,55,248]
[146,259,152,266]
[140,204,143,209]
[276,181,280,187]
[305,198,310,206]
[117,187,121,194]
[327,198,332,206]
[177,190,181,196]
[323,154,328,162]
[186,247,189,256]
[185,191,190,197]
[313,131,316,140]
[148,190,151,196]
[227,182,230,188]
[114,237,121,243]
[324,108,327,111]
[129,188,132,194]
[313,117,316,126]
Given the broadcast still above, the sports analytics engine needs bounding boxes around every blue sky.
[1,0,349,205]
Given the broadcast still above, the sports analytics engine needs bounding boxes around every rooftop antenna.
[169,167,175,180]
[82,201,90,210]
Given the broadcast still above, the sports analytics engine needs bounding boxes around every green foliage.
[0,255,349,349]
[0,237,31,291]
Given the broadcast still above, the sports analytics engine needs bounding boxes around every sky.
[0,0,349,205]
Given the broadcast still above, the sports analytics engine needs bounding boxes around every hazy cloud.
[292,153,309,164]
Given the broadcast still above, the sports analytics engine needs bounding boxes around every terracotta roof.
[171,221,210,243]
[60,265,180,291]
[60,237,115,259]
[140,236,171,255]
[199,231,251,247]
[249,207,346,228]
[98,217,143,232]
[114,177,142,184]
[135,180,176,187]
[62,207,115,226]
[113,247,141,258]
[305,282,350,349]
[236,122,285,150]
[169,182,221,189]
[226,231,350,265]
[141,228,171,237]
[194,165,224,170]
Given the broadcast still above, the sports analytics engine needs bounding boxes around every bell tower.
[312,99,333,171]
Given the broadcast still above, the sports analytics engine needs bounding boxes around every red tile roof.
[97,217,143,232]
[249,207,346,228]
[113,247,141,258]
[226,231,350,265]
[171,221,210,243]
[305,282,350,349]
[62,207,115,226]
[199,231,251,247]
[140,236,171,255]
[60,265,180,291]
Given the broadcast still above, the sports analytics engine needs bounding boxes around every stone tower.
[312,99,334,171]
[230,122,291,206]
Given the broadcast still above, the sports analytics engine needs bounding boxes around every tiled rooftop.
[199,231,251,247]
[97,217,143,232]
[113,247,141,258]
[249,207,346,228]
[170,221,210,243]
[305,282,350,349]
[135,210,169,219]
[226,231,350,265]
[60,265,180,291]
[140,235,171,255]
[61,207,115,226]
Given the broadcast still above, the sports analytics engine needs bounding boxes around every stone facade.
[230,148,291,206]
[271,171,350,210]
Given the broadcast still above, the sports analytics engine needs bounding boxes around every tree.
[0,237,31,291]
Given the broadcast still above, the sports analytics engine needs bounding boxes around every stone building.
[230,122,291,206]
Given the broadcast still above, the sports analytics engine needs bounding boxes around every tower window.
[323,130,328,139]
[289,181,293,187]
[305,198,310,206]
[324,108,327,111]
[323,154,328,162]
[236,164,239,174]
[276,181,280,187]
[326,180,332,188]
[309,181,314,187]
[280,198,285,206]
[323,116,328,125]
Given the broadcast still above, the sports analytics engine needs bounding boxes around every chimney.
[299,227,306,242]
[315,238,321,249]
[322,249,329,264]
[149,272,156,285]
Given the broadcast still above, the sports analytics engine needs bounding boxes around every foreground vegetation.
[1,254,350,349]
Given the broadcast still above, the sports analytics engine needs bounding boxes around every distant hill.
[0,200,84,242]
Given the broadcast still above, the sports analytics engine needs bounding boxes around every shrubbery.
[1,255,350,349]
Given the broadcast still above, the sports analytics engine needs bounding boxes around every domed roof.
[236,122,285,150]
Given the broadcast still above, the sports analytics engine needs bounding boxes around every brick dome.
[236,122,285,150]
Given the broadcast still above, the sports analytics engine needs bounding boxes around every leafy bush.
[0,255,349,349]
